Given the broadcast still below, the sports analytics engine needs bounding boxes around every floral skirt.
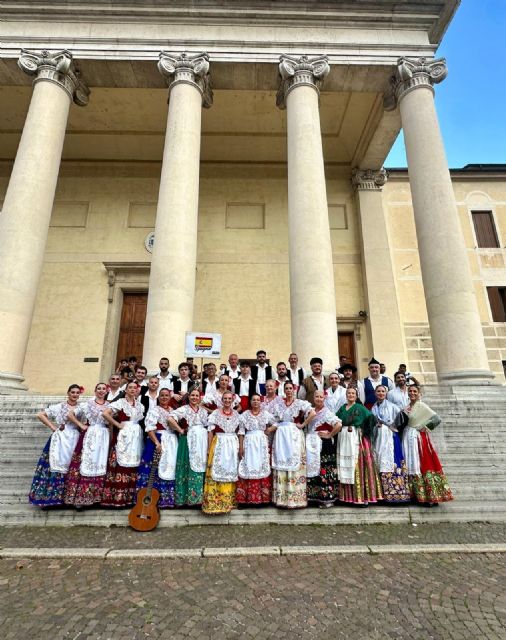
[29,437,66,507]
[136,436,175,508]
[236,475,272,504]
[379,432,411,504]
[202,436,237,515]
[409,431,453,503]
[338,435,383,505]
[306,438,339,505]
[272,438,307,509]
[101,428,138,507]
[63,432,106,507]
[174,434,205,506]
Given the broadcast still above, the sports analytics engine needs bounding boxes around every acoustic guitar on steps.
[128,449,161,532]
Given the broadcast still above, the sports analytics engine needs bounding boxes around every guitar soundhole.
[142,497,152,506]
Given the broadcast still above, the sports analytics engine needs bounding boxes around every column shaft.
[279,55,339,370]
[0,51,88,392]
[143,53,211,370]
[390,57,493,384]
[354,170,406,372]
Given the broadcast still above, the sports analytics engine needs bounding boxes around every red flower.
[79,386,85,393]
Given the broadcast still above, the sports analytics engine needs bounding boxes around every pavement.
[1,523,506,639]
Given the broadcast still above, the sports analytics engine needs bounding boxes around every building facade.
[0,0,503,394]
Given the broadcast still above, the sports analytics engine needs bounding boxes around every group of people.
[29,351,453,516]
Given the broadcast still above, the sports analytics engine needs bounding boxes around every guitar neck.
[146,449,160,498]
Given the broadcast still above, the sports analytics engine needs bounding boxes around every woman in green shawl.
[336,387,383,505]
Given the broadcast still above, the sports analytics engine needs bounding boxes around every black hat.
[338,364,357,374]
[310,357,323,366]
[368,357,380,366]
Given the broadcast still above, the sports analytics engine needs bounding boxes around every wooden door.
[338,332,356,367]
[116,293,148,364]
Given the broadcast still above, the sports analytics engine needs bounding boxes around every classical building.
[0,0,504,394]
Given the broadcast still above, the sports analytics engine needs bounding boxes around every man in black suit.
[233,361,258,412]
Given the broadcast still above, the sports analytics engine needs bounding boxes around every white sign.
[184,332,222,358]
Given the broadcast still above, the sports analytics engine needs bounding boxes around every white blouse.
[75,398,109,426]
[208,409,242,433]
[238,410,275,435]
[171,405,209,428]
[145,405,174,432]
[108,398,145,422]
[307,407,341,434]
[277,399,312,423]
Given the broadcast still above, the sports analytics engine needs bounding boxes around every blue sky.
[386,0,506,168]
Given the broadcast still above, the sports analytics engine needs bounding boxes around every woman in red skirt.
[236,394,277,505]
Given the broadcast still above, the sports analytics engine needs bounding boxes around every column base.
[0,371,28,394]
[437,369,498,386]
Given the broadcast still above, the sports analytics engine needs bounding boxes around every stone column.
[143,53,212,370]
[277,55,339,370]
[0,50,89,393]
[386,57,493,384]
[353,168,407,372]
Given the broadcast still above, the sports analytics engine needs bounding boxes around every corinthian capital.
[158,52,213,108]
[352,168,387,191]
[384,56,447,111]
[276,54,330,109]
[18,49,89,106]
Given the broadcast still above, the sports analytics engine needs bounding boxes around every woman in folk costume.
[136,388,178,508]
[202,374,241,412]
[29,384,83,507]
[324,372,347,415]
[101,381,144,507]
[202,391,242,514]
[63,382,110,507]
[168,388,209,507]
[272,381,315,509]
[402,385,453,505]
[336,387,383,505]
[306,390,342,507]
[371,385,411,504]
[236,393,277,505]
[262,379,285,418]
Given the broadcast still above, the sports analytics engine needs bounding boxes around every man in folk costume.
[233,361,258,411]
[157,356,175,391]
[363,357,394,410]
[251,349,276,396]
[201,362,220,395]
[387,370,410,410]
[106,373,125,402]
[338,363,365,404]
[274,361,291,398]
[298,357,327,404]
[287,352,307,389]
[171,362,198,408]
[225,353,241,385]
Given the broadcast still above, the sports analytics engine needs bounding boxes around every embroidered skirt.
[101,428,138,507]
[379,432,411,504]
[306,437,339,505]
[63,431,106,507]
[272,437,307,509]
[409,431,453,503]
[338,435,383,505]
[29,437,66,507]
[202,436,237,515]
[174,434,205,506]
[136,435,175,508]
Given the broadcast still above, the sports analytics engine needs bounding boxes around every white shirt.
[325,386,347,414]
[255,364,277,384]
[366,376,394,392]
[276,377,290,398]
[387,386,409,410]
[202,378,219,394]
[145,391,159,411]
[178,378,191,394]
[238,376,259,396]
[157,372,174,391]
[227,367,240,382]
[289,366,306,384]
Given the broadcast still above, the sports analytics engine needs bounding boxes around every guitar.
[128,449,161,532]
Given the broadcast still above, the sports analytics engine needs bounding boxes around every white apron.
[49,426,80,473]
[305,433,323,479]
[238,430,270,480]
[80,424,110,477]
[272,422,303,472]
[403,427,421,475]
[187,424,208,473]
[211,432,239,482]
[337,427,360,484]
[374,426,395,473]
[116,421,143,467]
[158,431,178,481]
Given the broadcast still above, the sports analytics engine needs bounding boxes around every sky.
[385,0,506,169]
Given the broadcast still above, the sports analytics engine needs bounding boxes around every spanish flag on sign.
[195,336,213,350]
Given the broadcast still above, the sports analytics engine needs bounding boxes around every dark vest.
[301,376,327,406]
[287,368,304,386]
[251,364,273,382]
[233,378,257,399]
[363,376,390,407]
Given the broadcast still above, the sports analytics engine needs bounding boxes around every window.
[487,287,506,322]
[472,211,500,248]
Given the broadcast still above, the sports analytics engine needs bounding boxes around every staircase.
[1,387,505,527]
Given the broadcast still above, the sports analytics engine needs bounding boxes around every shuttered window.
[472,211,500,248]
[487,287,506,322]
